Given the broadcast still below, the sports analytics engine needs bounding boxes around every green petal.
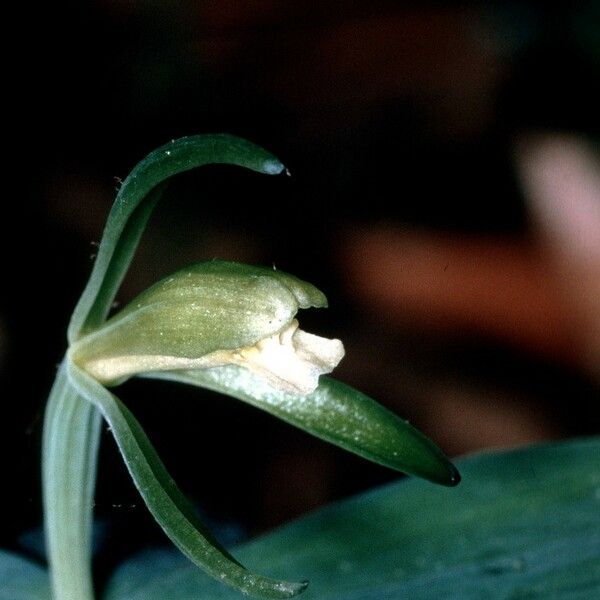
[72,261,326,367]
[68,135,285,343]
[146,366,459,486]
[66,360,307,599]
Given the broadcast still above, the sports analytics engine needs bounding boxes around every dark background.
[1,0,598,589]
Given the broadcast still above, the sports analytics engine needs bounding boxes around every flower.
[70,260,345,394]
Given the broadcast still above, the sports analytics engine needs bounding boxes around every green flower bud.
[70,260,345,394]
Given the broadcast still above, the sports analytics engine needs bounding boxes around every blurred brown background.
[1,0,599,584]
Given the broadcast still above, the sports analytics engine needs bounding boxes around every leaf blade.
[145,367,459,486]
[105,436,600,600]
[0,550,50,600]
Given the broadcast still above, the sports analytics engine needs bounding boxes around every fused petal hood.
[71,261,343,391]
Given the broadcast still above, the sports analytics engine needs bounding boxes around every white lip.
[234,320,345,395]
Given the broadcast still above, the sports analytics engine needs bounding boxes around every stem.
[42,360,102,600]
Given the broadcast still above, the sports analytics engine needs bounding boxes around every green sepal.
[66,360,308,599]
[146,366,460,487]
[42,362,101,600]
[68,135,285,343]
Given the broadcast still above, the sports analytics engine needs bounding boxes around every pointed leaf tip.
[448,465,461,486]
[429,461,461,487]
[262,158,286,175]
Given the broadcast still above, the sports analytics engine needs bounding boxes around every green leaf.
[68,135,285,343]
[0,550,50,600]
[66,360,307,599]
[146,367,459,486]
[104,436,600,600]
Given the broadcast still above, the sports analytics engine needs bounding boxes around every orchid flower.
[43,134,459,600]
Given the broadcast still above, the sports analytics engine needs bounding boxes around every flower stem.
[42,360,102,600]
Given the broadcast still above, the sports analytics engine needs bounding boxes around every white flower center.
[232,320,344,394]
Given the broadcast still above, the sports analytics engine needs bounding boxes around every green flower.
[43,134,459,600]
